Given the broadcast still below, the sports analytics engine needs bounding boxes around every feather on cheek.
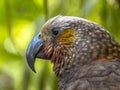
[58,29,76,45]
[43,41,68,62]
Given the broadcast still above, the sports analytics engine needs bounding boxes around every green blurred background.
[0,0,120,90]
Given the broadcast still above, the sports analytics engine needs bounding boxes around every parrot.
[26,15,120,90]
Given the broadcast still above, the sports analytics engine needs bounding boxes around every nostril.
[38,34,41,38]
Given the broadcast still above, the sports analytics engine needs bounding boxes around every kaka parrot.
[26,15,120,90]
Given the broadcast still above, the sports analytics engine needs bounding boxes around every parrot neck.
[52,38,120,77]
[49,43,75,76]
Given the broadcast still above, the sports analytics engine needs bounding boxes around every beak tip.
[29,64,36,73]
[27,60,37,73]
[26,55,37,73]
[31,68,37,73]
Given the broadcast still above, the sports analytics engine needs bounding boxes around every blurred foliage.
[0,0,120,90]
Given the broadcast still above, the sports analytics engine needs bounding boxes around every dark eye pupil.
[53,30,59,35]
[52,27,59,36]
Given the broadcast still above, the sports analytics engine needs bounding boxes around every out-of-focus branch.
[22,66,31,90]
[4,1,31,90]
[4,0,12,38]
[37,62,49,90]
[4,0,22,56]
[43,0,49,21]
[116,0,120,8]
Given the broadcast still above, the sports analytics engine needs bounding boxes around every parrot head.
[26,16,77,74]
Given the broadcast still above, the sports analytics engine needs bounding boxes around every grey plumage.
[26,15,120,90]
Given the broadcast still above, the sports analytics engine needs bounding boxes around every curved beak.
[26,34,48,73]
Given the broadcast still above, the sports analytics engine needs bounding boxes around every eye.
[51,27,60,36]
[52,30,59,35]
